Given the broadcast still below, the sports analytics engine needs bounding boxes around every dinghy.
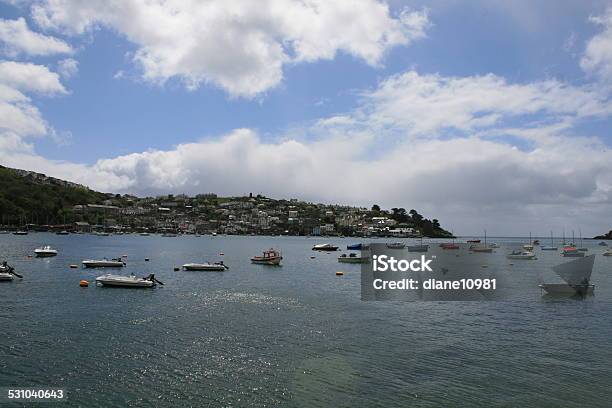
[82,258,126,268]
[96,273,163,288]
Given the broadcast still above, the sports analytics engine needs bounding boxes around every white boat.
[182,262,228,271]
[523,232,534,250]
[539,255,595,296]
[338,253,369,264]
[603,249,612,257]
[312,243,339,251]
[55,230,69,235]
[541,232,558,250]
[0,263,22,281]
[95,273,163,288]
[488,243,500,248]
[139,232,150,236]
[82,258,126,268]
[13,231,28,235]
[471,229,493,253]
[506,250,536,260]
[34,245,58,257]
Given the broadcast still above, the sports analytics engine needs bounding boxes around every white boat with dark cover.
[82,258,126,268]
[539,255,595,296]
[312,243,339,251]
[0,262,22,281]
[506,250,536,260]
[34,245,58,257]
[95,273,163,288]
[182,261,228,271]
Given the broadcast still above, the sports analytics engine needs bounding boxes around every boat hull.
[35,251,57,257]
[83,261,125,268]
[96,276,154,288]
[0,273,14,281]
[182,264,226,271]
[312,246,338,251]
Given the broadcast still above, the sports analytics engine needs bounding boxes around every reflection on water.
[1,234,612,407]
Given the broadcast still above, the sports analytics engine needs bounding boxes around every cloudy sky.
[1,0,612,236]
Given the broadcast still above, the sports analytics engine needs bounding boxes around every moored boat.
[338,253,368,263]
[440,243,459,250]
[251,249,282,266]
[95,273,163,288]
[603,249,612,257]
[182,262,228,271]
[312,243,339,251]
[562,246,585,258]
[34,245,58,257]
[347,243,367,250]
[0,262,22,281]
[407,244,428,252]
[506,250,536,260]
[386,242,406,249]
[82,258,126,268]
[55,230,69,235]
[13,230,28,235]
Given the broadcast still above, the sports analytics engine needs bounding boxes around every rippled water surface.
[1,234,612,407]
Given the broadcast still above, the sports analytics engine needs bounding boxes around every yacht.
[34,245,58,257]
[506,250,536,260]
[312,243,339,251]
[0,262,22,281]
[251,249,282,266]
[82,258,126,268]
[96,273,162,288]
[182,262,228,271]
[539,255,595,296]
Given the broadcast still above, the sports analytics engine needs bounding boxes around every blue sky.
[1,0,612,235]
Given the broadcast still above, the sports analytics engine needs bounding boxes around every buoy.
[336,271,344,276]
[145,258,150,261]
[79,280,89,287]
[173,267,180,271]
[219,252,224,256]
[69,264,78,268]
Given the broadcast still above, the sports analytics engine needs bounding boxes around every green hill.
[0,166,107,226]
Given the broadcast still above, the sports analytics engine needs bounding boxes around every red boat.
[251,248,283,265]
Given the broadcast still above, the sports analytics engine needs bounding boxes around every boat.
[599,241,608,246]
[82,258,126,268]
[603,249,612,257]
[0,230,9,234]
[347,243,367,250]
[93,231,109,236]
[55,230,69,235]
[161,233,177,237]
[466,239,481,243]
[338,253,368,263]
[440,243,459,250]
[251,249,282,265]
[312,243,339,251]
[562,246,585,258]
[539,255,595,296]
[139,232,150,236]
[386,242,406,250]
[541,231,558,251]
[577,228,588,252]
[470,229,493,253]
[0,262,22,281]
[182,261,228,271]
[407,244,428,252]
[34,245,58,257]
[13,231,28,235]
[95,273,163,288]
[506,250,536,260]
[488,243,500,248]
[523,232,534,250]
[533,239,540,246]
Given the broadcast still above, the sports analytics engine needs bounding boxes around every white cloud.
[30,0,428,97]
[359,71,612,136]
[57,57,78,78]
[0,17,72,56]
[0,60,67,94]
[581,8,612,84]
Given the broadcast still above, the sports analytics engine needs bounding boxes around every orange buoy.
[79,280,89,287]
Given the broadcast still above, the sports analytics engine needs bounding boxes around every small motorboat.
[522,244,534,251]
[0,262,22,281]
[182,261,228,271]
[82,258,126,268]
[470,245,493,253]
[139,232,150,236]
[13,231,28,235]
[347,243,367,250]
[386,242,406,250]
[338,253,368,263]
[312,243,339,251]
[95,273,163,288]
[251,249,282,266]
[55,230,69,235]
[34,245,58,257]
[506,250,536,260]
[93,231,110,236]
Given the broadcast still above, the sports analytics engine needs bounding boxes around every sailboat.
[539,255,595,296]
[407,235,428,252]
[523,233,534,250]
[541,231,558,251]
[471,230,493,253]
[577,228,588,252]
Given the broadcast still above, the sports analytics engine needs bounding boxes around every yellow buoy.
[79,280,89,287]
[336,271,344,276]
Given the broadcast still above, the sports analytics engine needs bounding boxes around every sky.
[1,0,612,236]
